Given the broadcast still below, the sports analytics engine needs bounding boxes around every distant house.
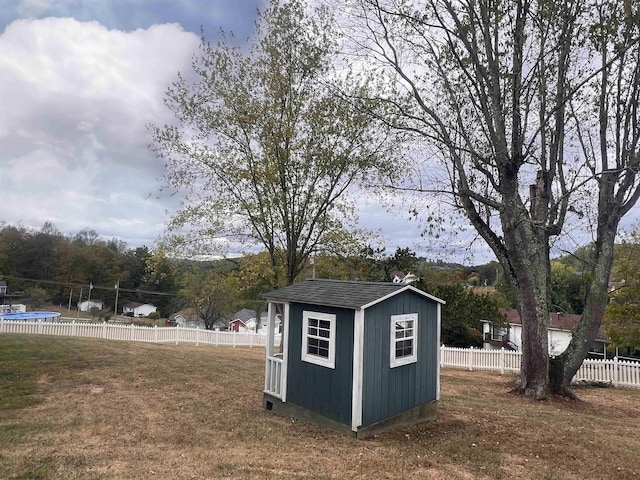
[389,271,419,284]
[257,313,280,335]
[0,281,25,314]
[229,308,252,331]
[122,302,157,317]
[481,308,609,357]
[78,299,104,312]
[168,308,208,328]
[228,308,273,332]
[228,318,246,332]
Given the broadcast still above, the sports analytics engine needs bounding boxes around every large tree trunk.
[550,253,612,396]
[511,237,549,399]
[550,196,619,395]
[518,289,551,399]
[500,191,552,399]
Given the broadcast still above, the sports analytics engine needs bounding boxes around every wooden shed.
[262,278,445,438]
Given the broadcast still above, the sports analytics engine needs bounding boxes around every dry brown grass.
[1,334,640,480]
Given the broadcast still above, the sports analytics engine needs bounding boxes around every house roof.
[500,308,583,330]
[124,302,143,308]
[231,308,257,322]
[124,302,155,309]
[498,308,607,339]
[262,278,444,310]
[171,308,200,322]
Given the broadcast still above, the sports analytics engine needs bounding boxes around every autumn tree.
[227,252,283,326]
[550,261,588,315]
[427,283,504,347]
[0,225,56,292]
[384,247,419,281]
[551,1,640,395]
[344,0,640,397]
[151,0,395,287]
[178,268,240,330]
[139,248,182,315]
[414,264,507,347]
[310,230,388,281]
[604,229,640,353]
[22,286,49,310]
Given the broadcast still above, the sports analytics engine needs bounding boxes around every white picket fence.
[2,319,638,389]
[0,319,280,349]
[441,345,640,388]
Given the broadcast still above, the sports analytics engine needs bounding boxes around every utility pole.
[86,282,93,318]
[76,287,83,320]
[114,280,120,318]
[68,289,73,315]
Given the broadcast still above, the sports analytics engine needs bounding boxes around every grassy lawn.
[1,334,639,479]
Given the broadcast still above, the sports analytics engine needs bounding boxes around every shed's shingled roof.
[262,278,444,310]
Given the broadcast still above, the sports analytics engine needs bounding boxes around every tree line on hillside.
[0,223,174,315]
[7,221,640,355]
[0,221,508,332]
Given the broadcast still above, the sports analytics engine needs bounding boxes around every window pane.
[396,339,413,358]
[308,338,329,358]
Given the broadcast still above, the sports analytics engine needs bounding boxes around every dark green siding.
[286,302,354,425]
[361,291,439,426]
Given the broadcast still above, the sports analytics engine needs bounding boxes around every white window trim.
[390,313,418,368]
[302,311,336,369]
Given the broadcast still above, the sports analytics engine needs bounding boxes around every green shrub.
[132,319,153,327]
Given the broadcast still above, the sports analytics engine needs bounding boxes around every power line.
[2,275,177,297]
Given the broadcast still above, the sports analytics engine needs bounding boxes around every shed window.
[390,313,418,368]
[302,311,336,369]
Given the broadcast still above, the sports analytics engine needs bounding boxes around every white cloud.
[0,17,199,246]
[17,0,56,16]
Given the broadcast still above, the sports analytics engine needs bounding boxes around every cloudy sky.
[0,0,492,264]
[0,1,259,245]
